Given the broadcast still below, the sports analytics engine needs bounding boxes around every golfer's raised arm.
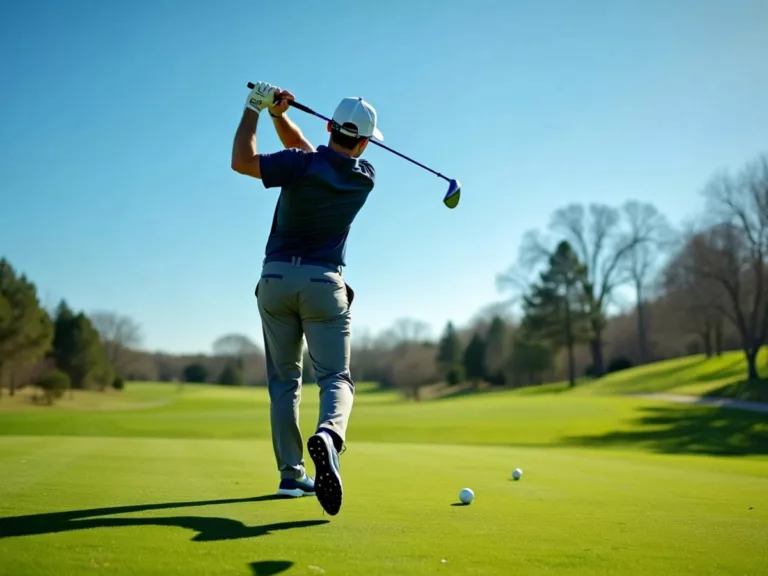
[231,108,261,178]
[269,90,315,152]
[231,82,278,179]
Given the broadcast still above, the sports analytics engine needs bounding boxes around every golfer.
[230,81,381,516]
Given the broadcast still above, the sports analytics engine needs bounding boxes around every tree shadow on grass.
[602,357,710,393]
[249,561,294,575]
[0,495,328,542]
[706,378,768,403]
[562,404,768,456]
[691,357,745,383]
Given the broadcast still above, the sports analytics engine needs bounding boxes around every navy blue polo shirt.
[258,145,375,267]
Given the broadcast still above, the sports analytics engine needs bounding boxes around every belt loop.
[296,256,302,267]
[290,256,296,266]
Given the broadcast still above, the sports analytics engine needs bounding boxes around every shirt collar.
[317,145,358,168]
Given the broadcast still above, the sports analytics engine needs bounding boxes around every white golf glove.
[245,81,279,113]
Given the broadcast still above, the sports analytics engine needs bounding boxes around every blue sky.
[1,0,767,354]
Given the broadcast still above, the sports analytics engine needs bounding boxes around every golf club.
[246,82,461,209]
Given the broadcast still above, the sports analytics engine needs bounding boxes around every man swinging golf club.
[231,81,382,516]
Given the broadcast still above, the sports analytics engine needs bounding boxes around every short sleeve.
[259,149,312,189]
[358,159,376,184]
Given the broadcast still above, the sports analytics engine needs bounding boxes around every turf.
[1,437,766,576]
[1,357,767,575]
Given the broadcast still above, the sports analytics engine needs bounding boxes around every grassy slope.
[587,349,768,398]
[1,357,767,575]
[501,349,768,400]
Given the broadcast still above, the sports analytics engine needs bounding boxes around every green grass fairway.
[1,356,767,575]
[2,437,766,576]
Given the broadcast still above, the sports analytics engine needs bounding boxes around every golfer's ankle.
[318,428,344,452]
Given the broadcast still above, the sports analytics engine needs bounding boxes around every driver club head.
[443,179,461,209]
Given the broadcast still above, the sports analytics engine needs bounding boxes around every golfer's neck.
[328,141,356,158]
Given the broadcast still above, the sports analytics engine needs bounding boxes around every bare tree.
[90,311,143,377]
[511,203,637,376]
[391,318,432,343]
[689,155,768,380]
[212,333,263,385]
[390,343,438,401]
[621,201,675,363]
[661,234,726,357]
[212,333,260,357]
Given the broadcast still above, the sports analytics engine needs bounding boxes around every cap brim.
[371,127,383,141]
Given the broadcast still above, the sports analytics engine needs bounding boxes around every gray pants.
[255,259,355,479]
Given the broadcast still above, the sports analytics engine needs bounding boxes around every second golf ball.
[459,488,474,504]
[512,468,523,480]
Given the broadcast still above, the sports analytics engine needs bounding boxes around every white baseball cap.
[331,97,383,141]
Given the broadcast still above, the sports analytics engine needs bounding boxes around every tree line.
[0,260,125,403]
[3,153,765,401]
[346,152,768,396]
[0,260,268,403]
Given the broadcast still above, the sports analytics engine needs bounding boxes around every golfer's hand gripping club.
[246,82,318,118]
[245,81,461,208]
[245,81,279,113]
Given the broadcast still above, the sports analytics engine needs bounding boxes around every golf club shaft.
[246,82,448,182]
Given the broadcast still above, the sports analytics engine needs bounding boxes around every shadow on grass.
[692,357,745,383]
[601,357,709,393]
[706,378,768,402]
[562,403,768,456]
[250,561,294,575]
[0,494,328,542]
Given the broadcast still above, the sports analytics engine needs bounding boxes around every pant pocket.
[255,273,284,298]
[302,274,349,318]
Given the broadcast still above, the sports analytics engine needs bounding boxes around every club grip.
[245,82,316,116]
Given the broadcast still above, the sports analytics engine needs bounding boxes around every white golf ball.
[512,468,523,480]
[459,488,474,504]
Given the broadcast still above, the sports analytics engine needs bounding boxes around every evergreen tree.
[463,332,487,383]
[0,259,54,396]
[508,335,555,386]
[483,316,508,385]
[520,241,591,387]
[437,321,464,385]
[52,301,112,390]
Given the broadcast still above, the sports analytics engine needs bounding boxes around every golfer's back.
[256,143,371,488]
[260,145,375,267]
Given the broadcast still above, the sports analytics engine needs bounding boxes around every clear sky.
[1,0,767,354]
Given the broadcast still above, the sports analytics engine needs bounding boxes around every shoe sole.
[308,435,342,515]
[276,487,315,498]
